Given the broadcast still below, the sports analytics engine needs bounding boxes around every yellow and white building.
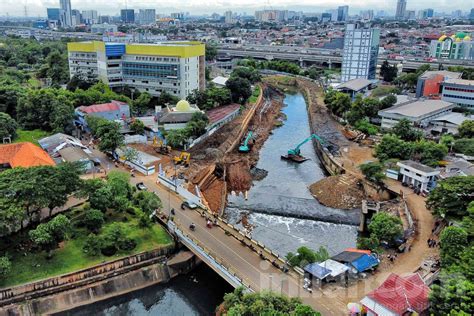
[67,41,206,99]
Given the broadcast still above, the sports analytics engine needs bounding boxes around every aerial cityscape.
[0,0,473,315]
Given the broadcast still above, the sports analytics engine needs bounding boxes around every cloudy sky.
[0,0,469,17]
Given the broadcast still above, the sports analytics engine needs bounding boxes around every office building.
[406,10,416,20]
[429,33,474,60]
[337,6,349,22]
[321,13,332,23]
[395,0,407,20]
[341,24,380,82]
[415,70,462,98]
[60,0,73,27]
[47,8,61,21]
[171,12,185,20]
[255,10,288,22]
[71,9,81,26]
[91,23,118,34]
[225,11,234,24]
[470,8,474,20]
[82,10,98,25]
[441,78,474,109]
[121,9,135,23]
[67,41,206,99]
[360,10,374,21]
[138,9,156,25]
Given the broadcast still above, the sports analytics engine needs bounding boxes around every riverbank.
[0,248,201,315]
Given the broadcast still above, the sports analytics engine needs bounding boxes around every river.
[225,92,358,257]
[58,264,233,316]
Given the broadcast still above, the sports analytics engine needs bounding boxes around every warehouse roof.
[380,99,454,119]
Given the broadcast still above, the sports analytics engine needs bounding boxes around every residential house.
[0,142,55,170]
[336,78,373,100]
[439,157,474,179]
[331,249,380,274]
[397,160,440,192]
[75,100,130,131]
[360,273,430,316]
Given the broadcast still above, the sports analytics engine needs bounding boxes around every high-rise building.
[426,8,434,18]
[82,10,98,25]
[470,8,474,20]
[225,11,234,24]
[406,10,416,20]
[121,9,135,23]
[360,10,374,21]
[341,23,380,82]
[254,10,288,22]
[59,0,73,27]
[395,0,407,20]
[71,9,81,26]
[67,41,206,99]
[337,6,349,22]
[47,8,61,21]
[138,9,156,25]
[321,13,332,23]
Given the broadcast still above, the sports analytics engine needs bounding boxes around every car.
[181,200,198,210]
[136,182,147,191]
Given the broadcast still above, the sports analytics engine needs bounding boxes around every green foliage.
[0,80,26,116]
[106,171,131,198]
[82,233,103,256]
[354,119,378,135]
[379,94,397,110]
[122,147,139,164]
[430,272,474,315]
[165,129,189,148]
[426,176,474,218]
[29,215,71,257]
[131,92,151,115]
[223,287,320,316]
[71,82,131,108]
[133,191,162,215]
[205,43,218,61]
[259,60,301,74]
[447,66,474,80]
[380,61,398,82]
[345,95,380,125]
[99,223,137,256]
[360,162,385,184]
[231,66,261,84]
[0,112,18,140]
[81,209,104,233]
[458,120,474,139]
[130,119,145,135]
[89,185,113,211]
[357,236,380,251]
[156,91,179,106]
[226,77,252,104]
[324,89,351,117]
[286,246,329,268]
[86,116,124,153]
[453,138,474,156]
[370,86,400,97]
[187,87,232,110]
[16,88,74,133]
[0,257,11,277]
[440,134,455,151]
[391,119,423,141]
[368,212,403,245]
[440,226,468,267]
[375,134,413,161]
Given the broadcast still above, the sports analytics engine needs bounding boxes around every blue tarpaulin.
[351,254,379,272]
[303,263,332,280]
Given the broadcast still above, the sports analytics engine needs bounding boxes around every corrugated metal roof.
[351,254,380,273]
[303,263,332,280]
[78,100,127,114]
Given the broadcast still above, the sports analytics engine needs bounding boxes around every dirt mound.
[227,160,252,193]
[309,174,365,209]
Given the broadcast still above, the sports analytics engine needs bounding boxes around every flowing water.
[225,93,358,256]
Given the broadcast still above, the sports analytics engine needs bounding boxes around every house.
[360,273,430,316]
[211,76,229,88]
[397,160,440,192]
[75,100,130,131]
[378,99,455,129]
[415,70,462,98]
[428,112,474,135]
[336,78,373,100]
[157,100,203,130]
[331,249,380,273]
[303,259,349,287]
[0,142,55,170]
[439,157,474,179]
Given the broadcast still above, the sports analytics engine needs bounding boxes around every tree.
[0,80,25,116]
[106,171,131,198]
[37,50,69,85]
[165,129,189,148]
[360,162,385,184]
[0,256,11,277]
[454,138,474,156]
[458,120,474,139]
[391,119,423,141]
[156,91,179,105]
[426,176,474,218]
[325,91,351,117]
[380,61,398,82]
[430,273,474,315]
[379,94,397,110]
[122,147,139,165]
[440,134,455,152]
[354,119,378,135]
[412,141,447,167]
[89,185,113,211]
[368,212,403,245]
[231,66,261,84]
[128,120,145,136]
[286,246,329,268]
[205,43,218,61]
[375,134,414,161]
[0,112,18,141]
[81,209,104,233]
[440,226,468,267]
[226,77,252,104]
[83,233,103,256]
[29,214,71,258]
[132,92,151,115]
[222,287,320,316]
[95,120,124,153]
[346,96,380,125]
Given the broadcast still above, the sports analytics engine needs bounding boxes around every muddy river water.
[225,92,358,256]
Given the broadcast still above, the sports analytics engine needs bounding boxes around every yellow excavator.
[173,152,191,166]
[152,137,171,154]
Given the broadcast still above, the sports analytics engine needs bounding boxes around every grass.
[248,85,261,104]
[0,216,173,288]
[14,129,51,146]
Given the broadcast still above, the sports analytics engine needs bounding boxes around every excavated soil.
[309,174,365,209]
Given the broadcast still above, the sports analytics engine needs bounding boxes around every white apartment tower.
[341,24,380,82]
[395,0,407,20]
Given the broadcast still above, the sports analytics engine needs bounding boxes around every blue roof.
[303,263,332,279]
[351,254,379,272]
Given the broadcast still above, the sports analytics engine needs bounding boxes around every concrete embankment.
[0,248,198,316]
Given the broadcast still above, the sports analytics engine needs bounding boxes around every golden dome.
[175,100,191,112]
[438,35,447,41]
[464,36,471,41]
[455,37,462,42]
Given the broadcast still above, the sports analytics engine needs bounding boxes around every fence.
[124,134,147,144]
[157,174,205,209]
[0,245,174,307]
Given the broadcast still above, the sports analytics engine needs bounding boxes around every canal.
[58,264,233,316]
[226,92,358,256]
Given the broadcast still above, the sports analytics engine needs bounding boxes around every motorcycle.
[189,223,196,231]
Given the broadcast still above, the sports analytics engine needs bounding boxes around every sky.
[0,0,470,17]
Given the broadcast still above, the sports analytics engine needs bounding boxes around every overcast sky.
[0,0,470,17]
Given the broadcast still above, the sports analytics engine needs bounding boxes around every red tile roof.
[367,273,430,315]
[78,100,127,114]
[0,142,55,168]
[206,103,241,125]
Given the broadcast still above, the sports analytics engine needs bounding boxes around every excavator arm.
[288,134,324,156]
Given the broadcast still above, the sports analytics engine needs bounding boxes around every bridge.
[217,45,474,71]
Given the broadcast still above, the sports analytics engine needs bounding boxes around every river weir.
[225,93,358,256]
